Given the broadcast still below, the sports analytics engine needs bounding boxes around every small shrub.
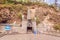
[17,13,22,20]
[36,17,40,25]
[53,24,60,31]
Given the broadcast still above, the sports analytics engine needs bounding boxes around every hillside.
[0,4,60,25]
[35,5,60,24]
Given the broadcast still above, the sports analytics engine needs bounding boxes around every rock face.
[0,4,60,34]
[38,15,54,33]
[0,7,11,23]
[0,7,21,24]
[0,4,60,24]
[35,6,60,24]
[35,6,60,33]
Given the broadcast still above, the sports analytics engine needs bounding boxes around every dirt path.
[0,33,60,40]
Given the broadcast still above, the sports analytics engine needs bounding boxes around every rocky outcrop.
[0,6,21,24]
[35,6,60,24]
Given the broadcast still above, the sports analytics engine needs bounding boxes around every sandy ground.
[0,33,60,40]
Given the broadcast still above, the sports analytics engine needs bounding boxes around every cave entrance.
[27,27,33,33]
[1,20,8,23]
[27,19,33,33]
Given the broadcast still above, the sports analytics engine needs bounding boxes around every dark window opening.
[27,27,33,32]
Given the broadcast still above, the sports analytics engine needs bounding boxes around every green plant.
[48,4,59,12]
[36,17,40,25]
[0,0,5,4]
[53,24,60,31]
[17,13,22,20]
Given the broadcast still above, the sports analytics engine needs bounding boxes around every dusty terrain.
[0,33,60,40]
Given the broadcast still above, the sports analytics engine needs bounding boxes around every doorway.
[27,27,33,33]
